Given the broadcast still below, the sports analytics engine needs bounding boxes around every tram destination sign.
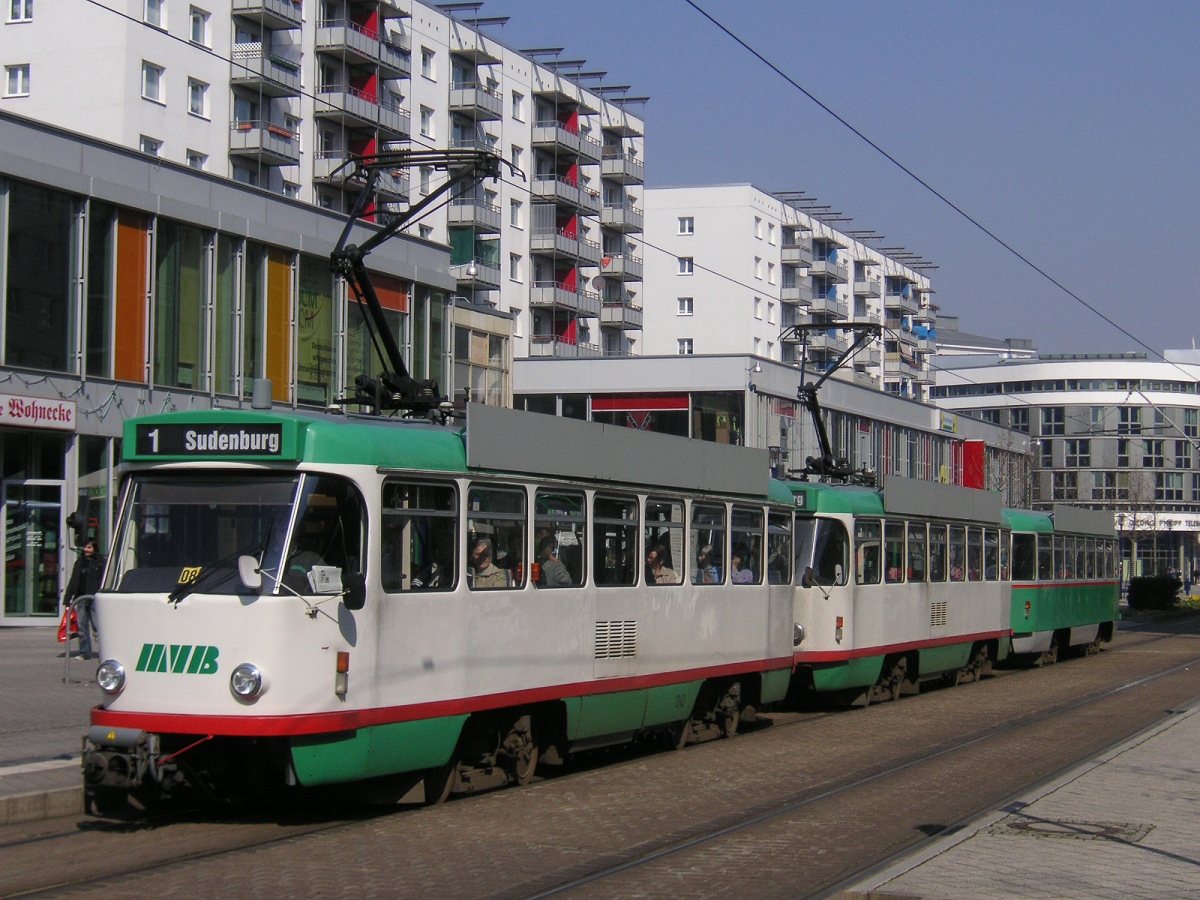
[135,423,284,458]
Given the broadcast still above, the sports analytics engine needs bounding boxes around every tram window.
[691,503,726,585]
[1086,537,1097,579]
[644,497,684,586]
[966,528,983,581]
[381,480,457,593]
[283,475,366,594]
[795,517,848,586]
[907,523,927,582]
[467,484,526,590]
[1075,537,1086,581]
[767,510,792,584]
[1000,529,1010,580]
[1012,533,1037,581]
[1037,533,1053,581]
[730,506,764,585]
[855,519,881,585]
[929,524,947,582]
[884,521,905,583]
[593,494,638,586]
[1054,535,1068,579]
[948,525,966,581]
[534,489,585,588]
[983,529,999,581]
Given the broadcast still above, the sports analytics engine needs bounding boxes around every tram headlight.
[230,663,264,700]
[96,660,126,696]
[793,623,806,647]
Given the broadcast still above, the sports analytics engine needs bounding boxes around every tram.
[786,478,1119,705]
[83,404,798,806]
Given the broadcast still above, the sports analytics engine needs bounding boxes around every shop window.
[154,219,207,389]
[296,255,335,406]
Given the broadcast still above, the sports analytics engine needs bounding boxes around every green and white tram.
[84,404,797,805]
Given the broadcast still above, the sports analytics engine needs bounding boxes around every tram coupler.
[83,725,166,790]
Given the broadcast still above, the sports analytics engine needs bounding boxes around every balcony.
[312,152,409,200]
[809,293,847,318]
[806,331,848,353]
[781,241,813,267]
[601,200,643,233]
[853,276,881,298]
[600,301,643,330]
[809,258,848,281]
[529,282,601,316]
[531,175,601,215]
[532,120,602,163]
[229,120,299,166]
[230,49,301,97]
[232,0,301,30]
[451,258,502,290]
[780,281,813,305]
[449,81,504,121]
[448,197,501,233]
[853,347,882,368]
[529,336,602,358]
[600,252,643,282]
[529,228,603,266]
[315,86,409,138]
[316,20,411,78]
[601,147,644,184]
[885,292,921,314]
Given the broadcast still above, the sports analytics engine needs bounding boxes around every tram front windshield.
[794,517,850,586]
[106,474,299,594]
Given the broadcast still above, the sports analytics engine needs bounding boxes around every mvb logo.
[135,644,220,674]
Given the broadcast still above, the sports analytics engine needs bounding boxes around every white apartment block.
[642,184,935,400]
[0,0,645,362]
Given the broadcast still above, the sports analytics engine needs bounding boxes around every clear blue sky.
[480,0,1200,356]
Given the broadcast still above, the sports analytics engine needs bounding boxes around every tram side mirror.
[835,564,844,585]
[801,567,816,588]
[238,556,263,592]
[343,573,366,611]
[66,510,86,549]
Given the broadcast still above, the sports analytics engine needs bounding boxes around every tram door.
[3,480,67,619]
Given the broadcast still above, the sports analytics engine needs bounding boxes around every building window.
[419,165,432,196]
[754,216,762,238]
[1094,472,1129,502]
[1176,440,1192,469]
[421,47,435,79]
[1010,408,1029,433]
[979,409,1001,426]
[1090,406,1105,432]
[678,339,693,355]
[506,198,521,228]
[1193,473,1200,502]
[767,301,775,324]
[510,144,522,171]
[754,257,762,280]
[509,253,521,283]
[1052,471,1077,501]
[1041,407,1065,436]
[1153,408,1166,432]
[454,326,508,406]
[139,135,162,156]
[8,0,32,21]
[185,149,206,170]
[3,63,29,96]
[1143,439,1164,468]
[1040,439,1053,468]
[1186,409,1198,438]
[677,297,693,316]
[420,105,434,138]
[418,224,433,240]
[1065,439,1090,468]
[677,257,693,275]
[768,222,776,245]
[511,90,524,121]
[678,216,694,235]
[1156,472,1184,502]
[1117,439,1129,468]
[141,61,164,103]
[187,78,208,118]
[189,6,209,45]
[144,0,164,28]
[753,296,762,319]
[1118,406,1141,435]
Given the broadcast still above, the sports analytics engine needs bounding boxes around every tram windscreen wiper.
[168,526,274,605]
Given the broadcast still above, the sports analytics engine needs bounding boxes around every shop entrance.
[3,480,67,619]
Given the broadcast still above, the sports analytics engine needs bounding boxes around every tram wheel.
[423,758,459,806]
[502,715,538,786]
[1038,636,1059,667]
[666,718,693,751]
[717,688,740,738]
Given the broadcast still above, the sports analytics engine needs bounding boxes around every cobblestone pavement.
[844,703,1200,900]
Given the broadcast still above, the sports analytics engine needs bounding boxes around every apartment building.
[641,185,936,400]
[932,352,1200,580]
[0,0,646,361]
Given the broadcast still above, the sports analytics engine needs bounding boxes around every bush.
[1126,575,1182,611]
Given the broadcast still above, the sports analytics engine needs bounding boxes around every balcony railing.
[312,152,409,199]
[529,282,601,316]
[808,294,847,318]
[529,228,603,266]
[451,258,502,290]
[230,49,301,97]
[600,301,643,330]
[809,258,848,281]
[316,19,411,77]
[600,252,643,282]
[315,85,409,137]
[532,120,602,162]
[885,292,921,314]
[529,336,603,358]
[600,147,644,184]
[232,0,301,30]
[229,120,299,165]
[531,174,601,214]
[449,81,504,120]
[448,197,501,233]
[780,281,813,305]
[781,241,813,267]
[601,201,643,233]
[853,276,882,298]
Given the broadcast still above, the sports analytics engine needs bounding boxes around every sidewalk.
[843,701,1200,899]
[0,626,98,824]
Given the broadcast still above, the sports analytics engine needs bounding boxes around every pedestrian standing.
[65,539,104,660]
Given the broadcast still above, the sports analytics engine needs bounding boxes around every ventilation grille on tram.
[931,601,948,628]
[595,620,637,659]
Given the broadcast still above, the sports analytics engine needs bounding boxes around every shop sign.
[0,393,76,431]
